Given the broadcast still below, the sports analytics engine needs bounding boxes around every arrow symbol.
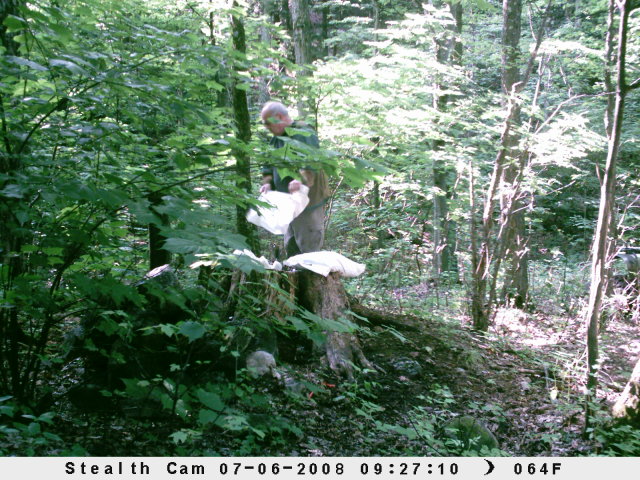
[484,459,495,476]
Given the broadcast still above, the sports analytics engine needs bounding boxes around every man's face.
[262,113,289,136]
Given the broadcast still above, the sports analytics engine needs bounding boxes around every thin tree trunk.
[230,2,259,253]
[471,0,550,328]
[148,192,172,269]
[586,0,632,424]
[0,0,27,400]
[431,1,462,282]
[472,0,523,329]
[256,0,273,104]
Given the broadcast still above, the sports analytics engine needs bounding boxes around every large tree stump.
[217,264,373,379]
[295,270,374,379]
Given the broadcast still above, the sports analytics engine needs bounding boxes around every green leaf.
[159,324,177,337]
[198,409,219,426]
[178,321,205,342]
[5,56,48,72]
[285,315,310,334]
[27,422,41,435]
[49,58,89,76]
[196,389,224,412]
[170,431,189,444]
[49,23,74,42]
[3,15,27,32]
[0,406,14,417]
[0,184,24,198]
[37,412,55,425]
[162,238,202,254]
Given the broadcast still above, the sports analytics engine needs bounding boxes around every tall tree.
[471,0,549,329]
[585,0,638,421]
[490,0,529,310]
[288,0,314,116]
[0,0,28,400]
[432,1,463,282]
[471,0,526,330]
[230,1,259,253]
[288,0,313,66]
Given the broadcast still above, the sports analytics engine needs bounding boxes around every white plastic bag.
[283,251,366,278]
[246,185,309,235]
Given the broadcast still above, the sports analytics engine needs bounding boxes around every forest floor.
[48,283,640,457]
[254,286,640,457]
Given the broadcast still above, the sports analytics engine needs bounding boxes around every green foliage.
[592,422,640,456]
[0,0,638,458]
[0,396,87,455]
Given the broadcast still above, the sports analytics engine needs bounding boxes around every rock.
[391,357,423,378]
[443,416,499,451]
[246,350,279,379]
[283,376,305,395]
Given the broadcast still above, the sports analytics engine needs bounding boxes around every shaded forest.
[1,0,640,456]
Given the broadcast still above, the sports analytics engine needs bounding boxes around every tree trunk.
[471,0,524,329]
[288,0,312,65]
[0,0,21,57]
[613,354,640,426]
[288,0,314,116]
[256,0,274,104]
[470,0,550,328]
[431,1,462,282]
[148,192,172,269]
[297,271,373,379]
[493,0,529,309]
[0,0,27,400]
[230,2,259,254]
[586,0,631,420]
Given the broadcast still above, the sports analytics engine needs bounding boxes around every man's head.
[261,101,293,136]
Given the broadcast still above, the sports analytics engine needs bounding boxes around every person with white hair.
[260,101,329,256]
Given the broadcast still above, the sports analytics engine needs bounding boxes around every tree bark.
[288,0,314,116]
[0,0,21,57]
[492,0,529,310]
[230,2,259,254]
[256,0,274,105]
[0,0,27,400]
[471,0,550,328]
[613,354,640,426]
[297,271,373,379]
[586,0,631,419]
[431,1,462,282]
[472,0,524,329]
[148,192,172,269]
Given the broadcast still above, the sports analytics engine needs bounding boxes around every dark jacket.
[262,122,326,256]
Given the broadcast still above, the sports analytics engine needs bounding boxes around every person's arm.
[260,173,273,193]
[288,180,302,192]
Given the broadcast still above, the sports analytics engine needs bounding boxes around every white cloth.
[283,251,365,278]
[246,185,309,235]
[232,249,282,271]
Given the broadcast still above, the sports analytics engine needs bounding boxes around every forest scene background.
[1,0,640,456]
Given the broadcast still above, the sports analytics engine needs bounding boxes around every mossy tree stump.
[225,266,373,379]
[295,270,374,379]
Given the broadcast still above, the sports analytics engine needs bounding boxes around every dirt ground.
[48,286,640,457]
[280,294,640,457]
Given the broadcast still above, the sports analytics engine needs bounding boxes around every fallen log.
[347,296,423,332]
